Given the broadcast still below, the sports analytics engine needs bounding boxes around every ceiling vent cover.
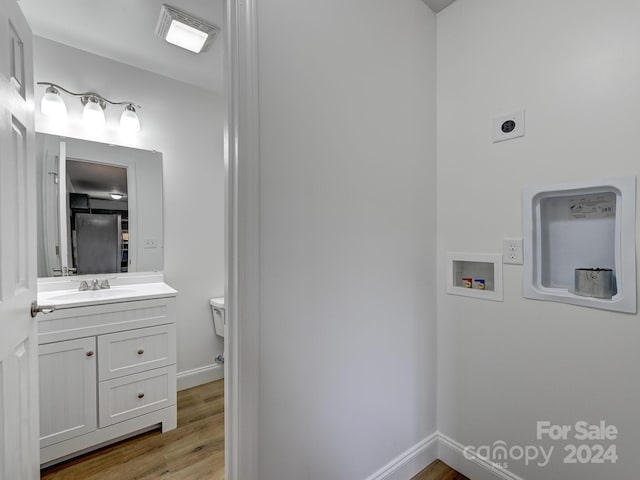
[156,4,219,54]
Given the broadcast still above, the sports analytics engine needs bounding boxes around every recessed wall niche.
[523,176,636,313]
[446,252,503,302]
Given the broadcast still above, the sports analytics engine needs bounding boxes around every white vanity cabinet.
[37,295,177,466]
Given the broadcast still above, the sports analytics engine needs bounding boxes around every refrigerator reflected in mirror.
[74,212,123,275]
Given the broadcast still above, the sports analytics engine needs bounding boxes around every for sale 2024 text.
[537,421,618,464]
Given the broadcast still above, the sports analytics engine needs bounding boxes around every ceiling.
[423,0,457,13]
[18,0,453,93]
[18,0,224,92]
[67,159,128,201]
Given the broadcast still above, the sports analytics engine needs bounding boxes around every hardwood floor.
[40,380,464,480]
[41,379,224,480]
[411,459,470,480]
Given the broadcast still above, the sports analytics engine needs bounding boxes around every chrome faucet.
[78,278,112,291]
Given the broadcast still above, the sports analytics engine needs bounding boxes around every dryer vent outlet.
[493,110,525,143]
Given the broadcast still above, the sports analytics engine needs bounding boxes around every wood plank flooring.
[411,459,470,480]
[41,379,465,480]
[41,379,224,480]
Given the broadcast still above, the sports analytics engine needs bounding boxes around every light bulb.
[82,97,106,129]
[120,105,141,133]
[41,86,67,119]
[110,193,123,200]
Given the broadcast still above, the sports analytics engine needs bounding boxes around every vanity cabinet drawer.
[98,324,176,380]
[99,366,176,427]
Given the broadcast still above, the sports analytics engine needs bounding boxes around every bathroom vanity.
[36,273,178,466]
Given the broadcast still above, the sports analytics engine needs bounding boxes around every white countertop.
[38,272,178,309]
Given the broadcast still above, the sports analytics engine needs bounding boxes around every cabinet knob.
[86,351,94,357]
[137,349,144,355]
[138,392,145,399]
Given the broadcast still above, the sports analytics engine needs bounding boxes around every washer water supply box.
[446,252,503,302]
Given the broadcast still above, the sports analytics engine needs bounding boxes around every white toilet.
[209,297,225,364]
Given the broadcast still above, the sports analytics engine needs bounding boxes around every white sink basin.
[37,274,179,309]
[48,288,138,302]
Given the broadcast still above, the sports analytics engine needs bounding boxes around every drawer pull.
[137,349,145,355]
[86,351,94,357]
[138,392,145,399]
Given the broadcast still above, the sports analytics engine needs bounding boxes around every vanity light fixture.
[37,82,142,133]
[155,4,219,54]
[82,96,106,130]
[41,85,68,119]
[120,105,141,133]
[110,193,124,200]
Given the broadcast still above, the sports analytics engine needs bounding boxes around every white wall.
[33,37,226,382]
[437,1,640,479]
[257,0,437,478]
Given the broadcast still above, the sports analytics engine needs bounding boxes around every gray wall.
[437,0,640,478]
[257,0,438,478]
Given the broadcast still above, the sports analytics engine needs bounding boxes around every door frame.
[223,1,260,479]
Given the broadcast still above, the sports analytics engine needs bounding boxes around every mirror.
[36,133,163,278]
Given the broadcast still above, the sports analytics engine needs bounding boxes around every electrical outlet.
[143,238,158,249]
[493,110,525,143]
[503,238,523,265]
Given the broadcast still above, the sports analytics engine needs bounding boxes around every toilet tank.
[209,297,225,338]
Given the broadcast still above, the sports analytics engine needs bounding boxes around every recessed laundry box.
[523,176,636,313]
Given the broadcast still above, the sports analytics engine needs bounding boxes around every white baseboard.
[437,433,525,480]
[364,432,526,480]
[364,432,439,480]
[177,363,224,391]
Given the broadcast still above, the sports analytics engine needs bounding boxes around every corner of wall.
[364,432,439,480]
[437,433,525,480]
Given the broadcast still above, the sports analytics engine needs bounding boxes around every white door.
[0,0,38,478]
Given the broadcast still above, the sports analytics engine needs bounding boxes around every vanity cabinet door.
[39,337,97,447]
